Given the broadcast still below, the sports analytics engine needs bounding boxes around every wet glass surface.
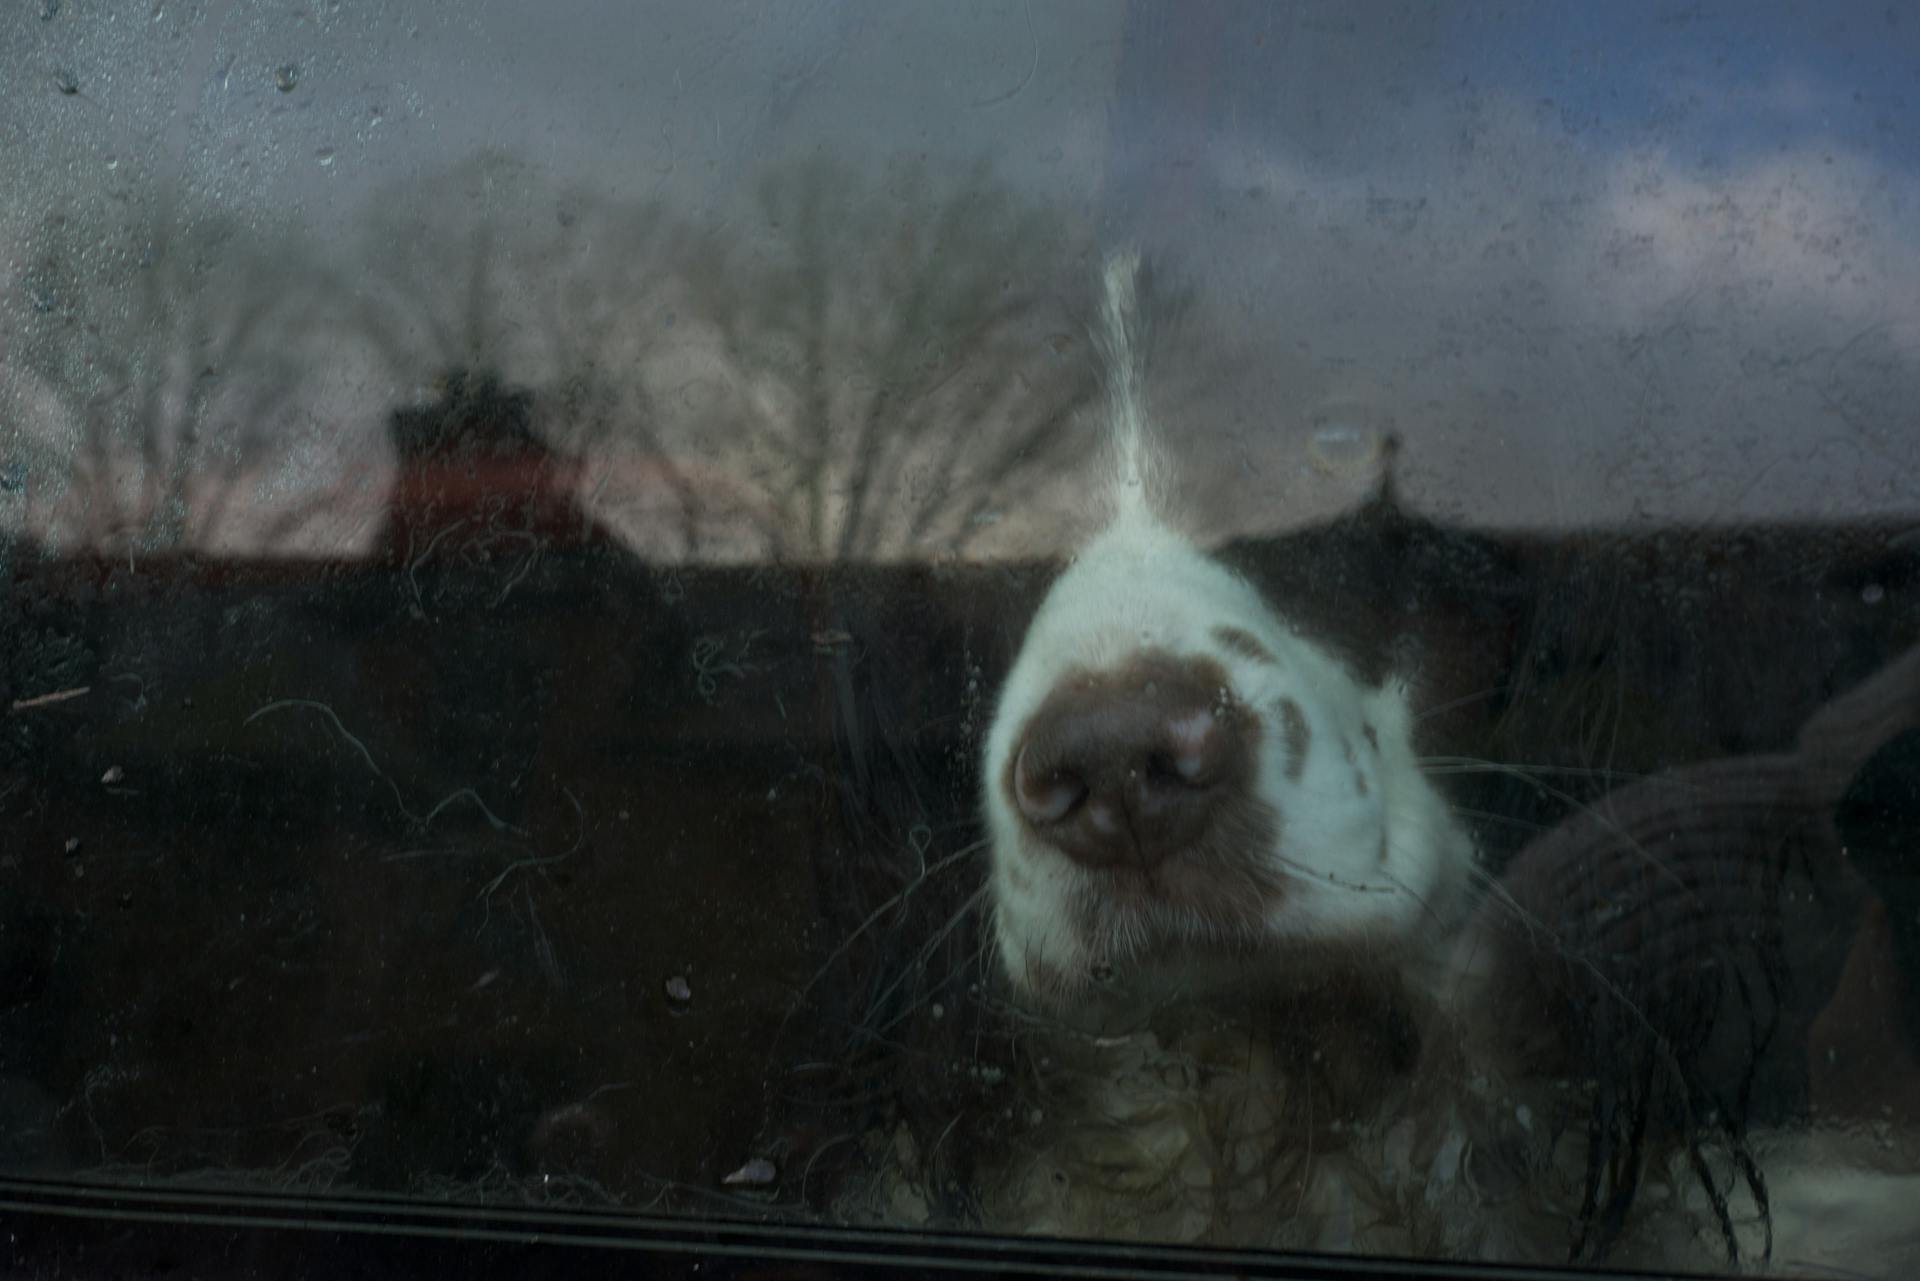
[3,3,1918,1276]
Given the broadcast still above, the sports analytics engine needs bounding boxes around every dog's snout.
[1011,655,1251,870]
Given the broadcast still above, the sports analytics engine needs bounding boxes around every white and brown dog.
[944,255,1920,1270]
[983,254,1475,1014]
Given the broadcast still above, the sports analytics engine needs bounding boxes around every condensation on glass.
[1,3,1916,1276]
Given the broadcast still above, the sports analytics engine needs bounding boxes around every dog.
[939,254,1920,1269]
[982,253,1477,1014]
[961,253,1500,1255]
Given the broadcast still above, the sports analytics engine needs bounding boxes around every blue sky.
[1078,2,1920,529]
[1467,2,1918,165]
[1103,2,1919,208]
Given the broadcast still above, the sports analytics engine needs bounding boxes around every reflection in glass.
[3,2,1918,1277]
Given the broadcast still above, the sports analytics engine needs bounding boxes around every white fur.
[982,255,1475,998]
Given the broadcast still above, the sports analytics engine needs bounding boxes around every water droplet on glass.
[1308,418,1381,475]
[664,974,692,1010]
[40,0,61,20]
[274,63,299,92]
[315,147,337,168]
[53,68,80,95]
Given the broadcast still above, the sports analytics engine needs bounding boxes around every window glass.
[3,3,1916,1274]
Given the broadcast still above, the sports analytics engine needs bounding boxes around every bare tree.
[686,156,1099,561]
[7,153,1108,565]
[344,151,572,385]
[9,193,338,557]
[344,152,1099,563]
[343,151,752,558]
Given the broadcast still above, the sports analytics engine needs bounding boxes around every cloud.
[1138,83,1920,533]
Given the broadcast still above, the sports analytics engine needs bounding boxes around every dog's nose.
[1011,656,1251,870]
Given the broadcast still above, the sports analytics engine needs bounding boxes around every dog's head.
[982,505,1473,1003]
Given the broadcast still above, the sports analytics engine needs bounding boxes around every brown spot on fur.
[1278,698,1311,780]
[1009,650,1259,869]
[1211,624,1278,666]
[1007,649,1284,955]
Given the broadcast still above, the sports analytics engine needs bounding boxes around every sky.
[3,0,1918,554]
